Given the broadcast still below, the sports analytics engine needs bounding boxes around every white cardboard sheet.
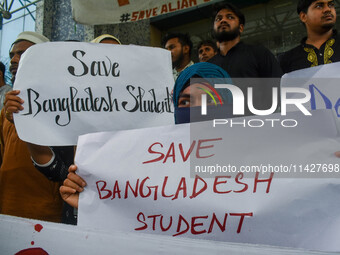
[13,42,174,146]
[0,214,336,255]
[281,62,340,131]
[76,110,340,252]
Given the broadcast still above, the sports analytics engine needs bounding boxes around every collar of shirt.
[301,29,337,48]
[173,60,194,80]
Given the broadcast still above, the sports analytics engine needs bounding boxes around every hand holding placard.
[60,164,86,209]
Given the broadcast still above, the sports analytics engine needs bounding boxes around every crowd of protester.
[0,0,339,226]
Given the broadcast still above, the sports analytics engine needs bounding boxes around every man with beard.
[208,2,282,115]
[0,31,65,223]
[162,33,194,80]
[279,0,338,73]
[209,3,282,78]
[2,34,123,225]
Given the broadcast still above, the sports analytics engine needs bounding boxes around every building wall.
[93,19,151,45]
[36,0,94,42]
[36,0,150,45]
[35,0,340,56]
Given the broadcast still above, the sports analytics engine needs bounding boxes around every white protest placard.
[71,0,214,25]
[13,42,174,146]
[1,214,335,255]
[76,110,340,252]
[281,62,340,130]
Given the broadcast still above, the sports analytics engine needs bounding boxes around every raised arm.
[3,89,73,181]
[3,90,23,123]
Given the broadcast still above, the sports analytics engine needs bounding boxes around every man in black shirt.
[208,2,282,114]
[209,2,282,78]
[279,0,339,74]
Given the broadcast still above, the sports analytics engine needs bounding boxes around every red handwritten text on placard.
[142,138,223,164]
[95,173,274,201]
[130,0,200,21]
[135,212,253,236]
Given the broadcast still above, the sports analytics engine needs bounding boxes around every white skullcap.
[13,31,49,45]
[91,34,121,44]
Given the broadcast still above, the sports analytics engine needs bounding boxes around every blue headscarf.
[173,62,233,124]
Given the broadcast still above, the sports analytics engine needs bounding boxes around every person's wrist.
[5,110,13,123]
[32,149,56,167]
